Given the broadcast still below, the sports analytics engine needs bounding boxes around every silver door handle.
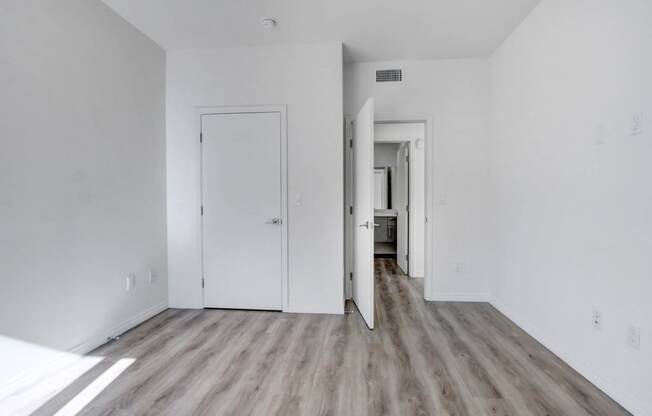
[265,218,282,225]
[358,221,379,229]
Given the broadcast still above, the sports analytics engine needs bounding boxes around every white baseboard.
[428,292,490,302]
[0,302,168,397]
[490,298,650,416]
[68,301,168,356]
[285,306,345,315]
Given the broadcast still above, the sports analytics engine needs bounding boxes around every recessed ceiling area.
[101,0,541,62]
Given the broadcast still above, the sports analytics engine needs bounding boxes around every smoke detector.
[261,18,277,29]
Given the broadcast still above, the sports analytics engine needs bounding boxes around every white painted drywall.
[374,143,399,167]
[490,0,652,414]
[0,0,167,385]
[100,0,541,62]
[167,43,344,314]
[345,61,492,299]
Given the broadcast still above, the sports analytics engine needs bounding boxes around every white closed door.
[201,112,283,311]
[353,98,375,329]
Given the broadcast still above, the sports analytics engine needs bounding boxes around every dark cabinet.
[387,217,397,242]
[374,216,397,243]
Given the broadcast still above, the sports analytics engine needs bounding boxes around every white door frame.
[344,117,354,302]
[197,105,289,311]
[344,116,434,301]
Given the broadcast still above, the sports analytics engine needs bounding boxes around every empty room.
[1,0,650,415]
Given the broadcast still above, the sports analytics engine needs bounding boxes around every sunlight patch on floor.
[0,336,103,415]
[54,358,135,416]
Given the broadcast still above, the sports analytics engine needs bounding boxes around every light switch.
[630,113,643,136]
[126,274,136,291]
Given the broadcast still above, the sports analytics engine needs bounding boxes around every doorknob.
[265,218,282,225]
[358,221,379,229]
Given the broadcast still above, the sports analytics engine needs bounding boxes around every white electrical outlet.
[454,263,463,273]
[148,269,157,284]
[126,274,136,291]
[630,113,643,136]
[592,310,601,330]
[627,325,641,350]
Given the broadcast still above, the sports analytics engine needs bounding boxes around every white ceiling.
[101,0,541,62]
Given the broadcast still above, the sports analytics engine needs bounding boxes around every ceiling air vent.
[376,69,402,83]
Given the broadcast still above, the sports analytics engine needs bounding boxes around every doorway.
[372,123,426,279]
[345,116,430,326]
[200,106,288,311]
[372,143,401,261]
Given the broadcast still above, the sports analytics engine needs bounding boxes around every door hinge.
[349,272,353,281]
[405,204,409,212]
[349,206,353,215]
[406,254,409,262]
[200,132,203,143]
[349,138,353,148]
[201,206,204,216]
[202,278,204,288]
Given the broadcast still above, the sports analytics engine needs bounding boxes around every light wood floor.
[31,259,629,416]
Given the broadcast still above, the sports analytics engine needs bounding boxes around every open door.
[353,97,375,329]
[397,143,409,274]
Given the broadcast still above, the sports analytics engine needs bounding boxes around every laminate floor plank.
[467,303,628,416]
[131,312,265,415]
[13,259,630,416]
[89,310,238,412]
[436,304,579,415]
[262,315,324,416]
[380,261,481,416]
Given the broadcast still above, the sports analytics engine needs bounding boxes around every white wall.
[490,0,652,414]
[345,60,492,300]
[0,0,167,384]
[374,143,399,167]
[167,43,344,314]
